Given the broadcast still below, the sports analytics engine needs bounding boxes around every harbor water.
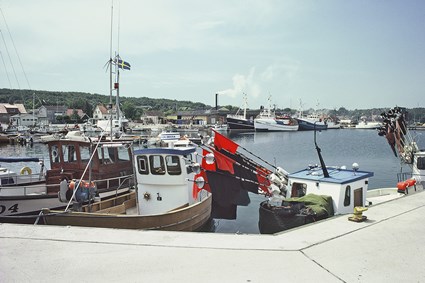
[1,128,424,234]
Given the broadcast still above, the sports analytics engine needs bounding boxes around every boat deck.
[2,189,425,282]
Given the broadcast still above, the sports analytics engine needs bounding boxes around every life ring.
[20,166,32,175]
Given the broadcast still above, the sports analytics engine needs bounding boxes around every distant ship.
[226,93,254,130]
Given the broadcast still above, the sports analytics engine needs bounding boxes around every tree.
[70,109,80,122]
[121,101,137,120]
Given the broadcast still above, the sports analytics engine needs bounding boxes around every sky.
[0,0,424,111]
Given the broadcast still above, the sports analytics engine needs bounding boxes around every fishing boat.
[296,112,327,131]
[199,127,422,234]
[226,93,255,130]
[0,131,135,222]
[254,96,298,132]
[355,119,381,129]
[34,5,212,231]
[378,106,425,190]
[39,145,212,231]
[296,101,327,131]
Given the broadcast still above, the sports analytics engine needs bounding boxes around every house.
[93,104,120,123]
[65,109,89,122]
[140,110,163,125]
[42,105,68,124]
[167,108,229,125]
[0,103,27,124]
[10,113,37,127]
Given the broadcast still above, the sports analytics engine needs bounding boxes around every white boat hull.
[254,119,299,131]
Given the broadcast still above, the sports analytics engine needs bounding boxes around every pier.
[1,189,425,282]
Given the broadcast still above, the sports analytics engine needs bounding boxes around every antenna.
[314,123,329,178]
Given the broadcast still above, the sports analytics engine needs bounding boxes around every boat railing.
[397,172,411,182]
[0,183,49,197]
[397,172,425,183]
[0,173,134,197]
[92,173,135,191]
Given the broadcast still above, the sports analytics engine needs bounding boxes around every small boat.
[200,128,421,234]
[0,156,46,188]
[158,130,181,142]
[212,123,228,132]
[254,96,298,132]
[40,145,212,231]
[226,93,255,130]
[355,119,381,129]
[324,118,341,129]
[259,163,373,234]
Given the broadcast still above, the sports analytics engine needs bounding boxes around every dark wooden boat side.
[41,193,212,232]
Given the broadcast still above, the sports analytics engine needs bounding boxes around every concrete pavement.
[1,190,425,282]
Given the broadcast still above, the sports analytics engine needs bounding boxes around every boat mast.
[243,93,247,119]
[108,3,114,139]
[32,91,35,127]
[115,6,121,133]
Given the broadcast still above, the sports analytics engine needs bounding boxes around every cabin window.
[344,185,351,206]
[62,145,77,163]
[117,147,131,161]
[98,147,116,164]
[183,154,192,165]
[51,145,60,163]
[137,156,149,175]
[291,182,307,197]
[150,155,165,175]
[166,155,181,175]
[80,145,90,165]
[417,157,425,170]
[1,177,15,185]
[107,147,118,163]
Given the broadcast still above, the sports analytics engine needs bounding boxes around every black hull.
[296,119,328,131]
[227,117,254,130]
[258,195,333,234]
[258,201,316,234]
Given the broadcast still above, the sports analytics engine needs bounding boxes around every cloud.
[217,67,262,98]
[218,60,300,101]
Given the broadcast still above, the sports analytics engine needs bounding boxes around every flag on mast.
[115,58,131,70]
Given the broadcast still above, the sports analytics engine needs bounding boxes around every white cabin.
[133,147,200,215]
[287,165,373,215]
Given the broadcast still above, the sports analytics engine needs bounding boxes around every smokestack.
[215,93,218,111]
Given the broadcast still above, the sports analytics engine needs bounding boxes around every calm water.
[1,129,424,234]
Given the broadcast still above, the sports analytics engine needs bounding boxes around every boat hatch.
[291,182,307,198]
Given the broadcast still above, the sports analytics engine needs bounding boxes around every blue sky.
[0,0,424,110]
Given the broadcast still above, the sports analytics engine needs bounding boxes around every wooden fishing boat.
[0,131,134,221]
[40,146,212,231]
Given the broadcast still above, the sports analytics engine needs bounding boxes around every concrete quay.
[1,191,425,282]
